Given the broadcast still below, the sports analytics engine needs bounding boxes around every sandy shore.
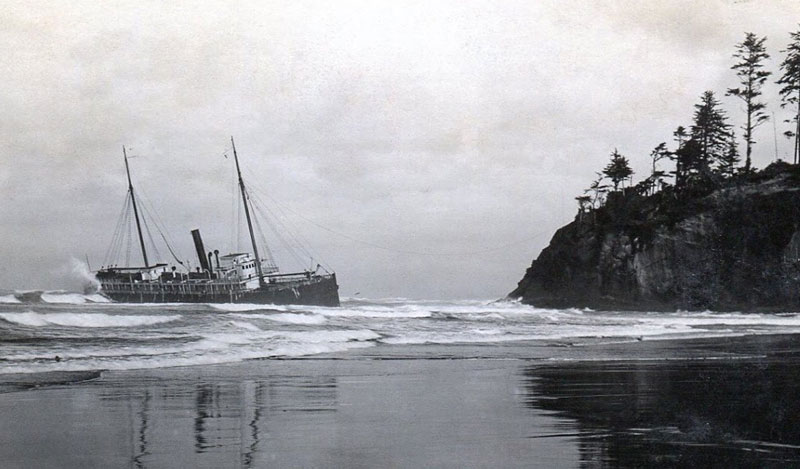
[2,335,800,468]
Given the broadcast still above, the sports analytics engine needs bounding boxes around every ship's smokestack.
[191,229,210,272]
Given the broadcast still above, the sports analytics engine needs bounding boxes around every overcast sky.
[2,1,800,299]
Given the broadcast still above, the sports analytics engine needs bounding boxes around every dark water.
[523,357,800,467]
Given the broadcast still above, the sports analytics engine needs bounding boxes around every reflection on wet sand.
[104,375,337,468]
[520,358,800,467]
[14,342,800,468]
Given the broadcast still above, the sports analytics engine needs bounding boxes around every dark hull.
[100,274,339,307]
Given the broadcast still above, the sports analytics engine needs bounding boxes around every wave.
[229,320,263,332]
[0,340,376,375]
[41,292,110,304]
[0,312,181,328]
[0,326,380,374]
[209,303,292,313]
[0,295,21,304]
[307,305,433,319]
[3,291,111,304]
[5,296,800,376]
[230,312,327,325]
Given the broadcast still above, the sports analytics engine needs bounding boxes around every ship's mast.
[123,146,149,268]
[231,137,265,286]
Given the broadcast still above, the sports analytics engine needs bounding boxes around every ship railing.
[263,272,333,284]
[99,278,253,296]
[99,271,333,295]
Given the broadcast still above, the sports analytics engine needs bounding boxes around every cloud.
[2,1,799,298]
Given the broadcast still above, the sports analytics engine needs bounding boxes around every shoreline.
[3,331,798,390]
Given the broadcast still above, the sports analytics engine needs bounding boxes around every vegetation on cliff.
[511,28,800,311]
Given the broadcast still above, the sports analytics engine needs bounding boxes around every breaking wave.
[3,291,111,304]
[0,295,20,304]
[0,311,181,328]
[209,303,290,312]
[231,312,327,325]
[3,296,800,375]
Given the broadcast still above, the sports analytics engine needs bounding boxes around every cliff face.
[510,164,800,311]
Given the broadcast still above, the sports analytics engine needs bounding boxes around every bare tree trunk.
[745,98,752,172]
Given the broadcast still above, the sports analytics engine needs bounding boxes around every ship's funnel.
[191,229,210,272]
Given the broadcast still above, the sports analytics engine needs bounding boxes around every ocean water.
[2,291,800,375]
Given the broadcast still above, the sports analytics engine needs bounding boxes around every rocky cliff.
[509,163,800,311]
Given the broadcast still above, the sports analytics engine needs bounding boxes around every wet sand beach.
[2,334,800,468]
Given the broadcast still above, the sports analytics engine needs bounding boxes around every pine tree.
[603,149,633,191]
[674,138,704,180]
[648,142,669,194]
[726,33,770,173]
[777,27,800,164]
[672,126,688,187]
[718,131,741,177]
[673,126,688,147]
[691,91,731,168]
[585,173,609,210]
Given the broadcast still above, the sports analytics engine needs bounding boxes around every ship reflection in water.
[103,374,337,468]
[520,358,800,467]
[5,352,800,467]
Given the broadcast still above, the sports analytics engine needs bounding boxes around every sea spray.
[0,311,181,328]
[69,257,100,293]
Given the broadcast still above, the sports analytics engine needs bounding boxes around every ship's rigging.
[101,140,329,277]
[96,139,340,306]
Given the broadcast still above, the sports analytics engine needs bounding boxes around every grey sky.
[2,1,799,299]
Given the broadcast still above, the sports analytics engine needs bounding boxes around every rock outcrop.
[509,163,800,311]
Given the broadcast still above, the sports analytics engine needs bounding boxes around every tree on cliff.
[647,142,670,194]
[718,131,741,177]
[726,33,771,173]
[777,27,800,164]
[575,195,591,221]
[674,138,705,181]
[691,91,731,169]
[603,149,633,191]
[672,126,688,187]
[585,172,609,210]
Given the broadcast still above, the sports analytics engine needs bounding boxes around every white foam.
[231,312,327,325]
[7,297,800,376]
[83,294,111,303]
[229,320,263,332]
[210,303,291,312]
[307,306,433,319]
[40,292,92,304]
[0,311,181,328]
[0,294,20,304]
[0,340,377,375]
[301,301,587,321]
[277,329,380,343]
[0,326,379,374]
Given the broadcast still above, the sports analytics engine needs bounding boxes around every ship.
[94,138,340,306]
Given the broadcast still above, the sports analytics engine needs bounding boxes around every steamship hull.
[98,273,339,307]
